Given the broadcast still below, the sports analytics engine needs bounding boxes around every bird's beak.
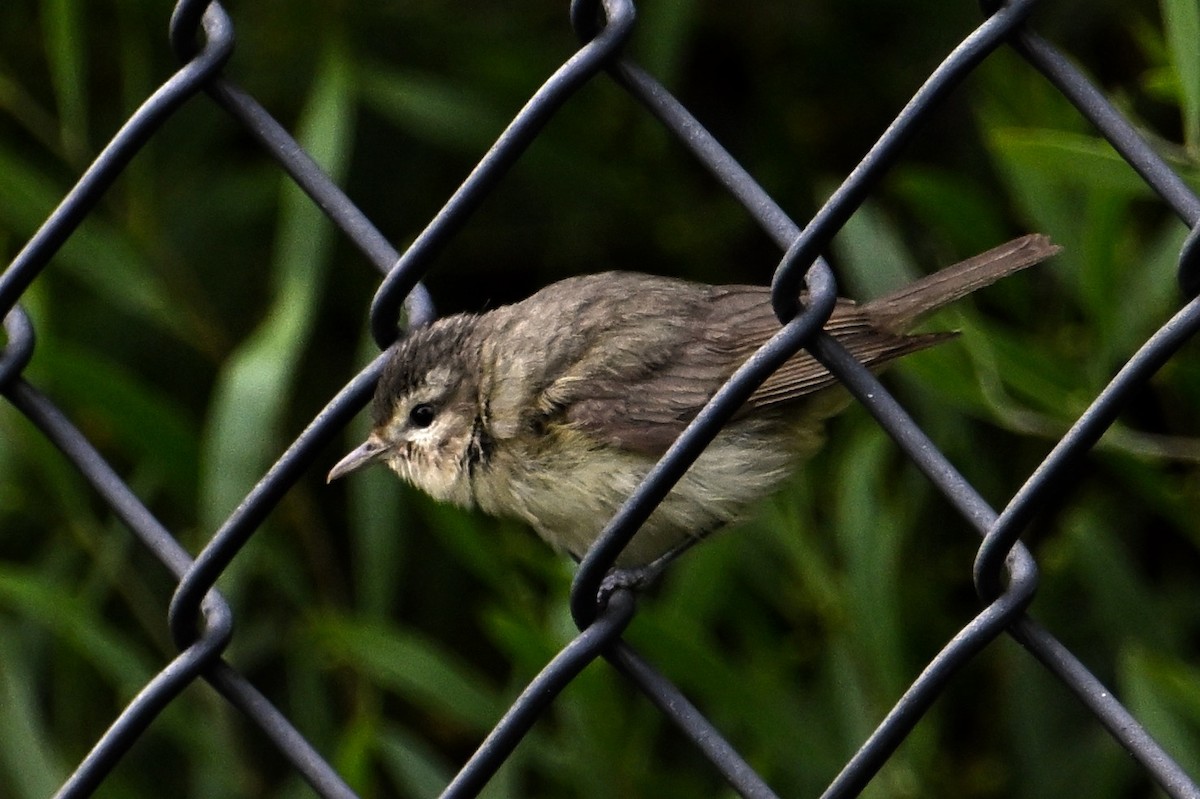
[327,437,387,483]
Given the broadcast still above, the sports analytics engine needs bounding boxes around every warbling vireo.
[329,234,1058,579]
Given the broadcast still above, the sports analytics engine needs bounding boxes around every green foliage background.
[1,0,1199,797]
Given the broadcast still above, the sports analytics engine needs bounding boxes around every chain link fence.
[2,0,1199,797]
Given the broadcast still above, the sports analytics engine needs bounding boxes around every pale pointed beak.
[327,438,388,483]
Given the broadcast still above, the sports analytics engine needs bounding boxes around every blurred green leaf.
[332,713,378,795]
[833,196,920,299]
[1160,0,1200,150]
[833,426,909,703]
[358,59,637,208]
[960,319,1089,413]
[1002,643,1134,797]
[375,722,455,799]
[307,613,502,732]
[989,127,1159,200]
[1111,220,1188,351]
[480,603,562,679]
[40,0,88,160]
[1120,645,1200,779]
[0,144,195,343]
[0,566,154,692]
[0,625,65,799]
[199,44,355,530]
[39,343,199,501]
[636,0,699,88]
[1062,502,1174,649]
[347,334,410,618]
[754,470,843,617]
[416,497,526,594]
[888,167,1009,253]
[358,65,509,152]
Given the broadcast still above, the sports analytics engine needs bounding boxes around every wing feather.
[539,278,949,456]
[529,236,1056,457]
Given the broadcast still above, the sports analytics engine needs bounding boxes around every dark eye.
[409,402,436,428]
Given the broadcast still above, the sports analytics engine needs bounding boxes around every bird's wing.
[536,235,1058,456]
[686,285,953,412]
[535,279,739,456]
[541,282,948,457]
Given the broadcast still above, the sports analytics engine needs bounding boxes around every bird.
[329,234,1058,580]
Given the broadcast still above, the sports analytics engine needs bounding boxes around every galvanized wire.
[1,1,1198,797]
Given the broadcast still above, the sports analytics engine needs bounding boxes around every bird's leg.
[595,534,706,606]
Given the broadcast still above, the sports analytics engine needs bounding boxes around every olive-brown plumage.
[330,234,1058,569]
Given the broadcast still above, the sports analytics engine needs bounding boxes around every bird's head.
[327,317,485,506]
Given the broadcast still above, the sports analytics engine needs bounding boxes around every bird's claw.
[596,563,666,609]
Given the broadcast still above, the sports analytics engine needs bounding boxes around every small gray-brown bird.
[329,234,1057,575]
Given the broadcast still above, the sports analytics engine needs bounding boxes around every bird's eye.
[409,403,436,428]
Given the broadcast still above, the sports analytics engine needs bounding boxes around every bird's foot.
[596,562,666,609]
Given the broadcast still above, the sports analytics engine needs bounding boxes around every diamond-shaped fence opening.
[1,1,1199,797]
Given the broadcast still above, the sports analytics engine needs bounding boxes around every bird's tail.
[863,233,1061,332]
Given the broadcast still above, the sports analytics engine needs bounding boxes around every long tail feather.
[863,234,1061,332]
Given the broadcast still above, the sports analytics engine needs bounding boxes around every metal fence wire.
[2,0,1200,797]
